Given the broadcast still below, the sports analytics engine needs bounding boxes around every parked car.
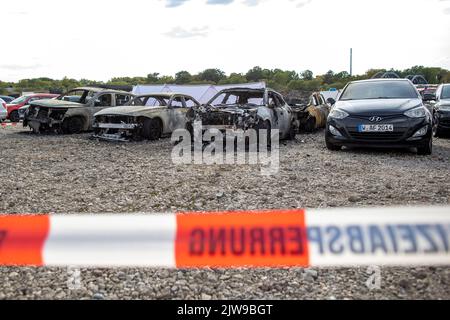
[289,92,330,132]
[325,79,433,155]
[0,98,7,121]
[24,87,134,134]
[6,93,59,122]
[0,95,15,103]
[93,93,201,142]
[187,88,296,143]
[434,83,450,137]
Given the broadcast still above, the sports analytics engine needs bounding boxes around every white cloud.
[1,0,449,82]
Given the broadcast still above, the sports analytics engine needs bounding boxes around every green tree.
[175,71,192,84]
[197,68,226,83]
[301,70,313,81]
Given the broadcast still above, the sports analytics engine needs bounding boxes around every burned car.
[93,93,201,141]
[289,92,330,132]
[24,87,134,134]
[187,88,297,142]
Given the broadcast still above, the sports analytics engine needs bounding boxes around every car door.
[166,95,187,133]
[114,94,134,107]
[90,93,113,125]
[269,92,290,137]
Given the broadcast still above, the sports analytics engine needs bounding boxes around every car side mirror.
[327,98,336,105]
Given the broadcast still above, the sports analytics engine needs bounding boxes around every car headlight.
[412,126,428,137]
[328,125,342,137]
[404,107,426,118]
[329,109,349,120]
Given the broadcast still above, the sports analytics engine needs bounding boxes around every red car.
[6,93,59,122]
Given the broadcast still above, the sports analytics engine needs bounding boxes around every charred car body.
[93,93,201,142]
[187,88,297,142]
[24,87,134,134]
[288,92,330,132]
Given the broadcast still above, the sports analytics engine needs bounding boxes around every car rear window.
[340,81,418,100]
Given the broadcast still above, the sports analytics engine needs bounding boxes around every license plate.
[358,124,394,132]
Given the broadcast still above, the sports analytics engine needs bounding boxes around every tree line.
[1,66,449,96]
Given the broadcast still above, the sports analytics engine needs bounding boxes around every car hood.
[31,99,84,108]
[334,98,422,115]
[94,105,166,117]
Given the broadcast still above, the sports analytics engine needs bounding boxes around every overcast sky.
[1,0,449,82]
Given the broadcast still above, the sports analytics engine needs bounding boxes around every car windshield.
[10,96,29,104]
[208,91,264,107]
[131,96,170,107]
[58,89,93,104]
[441,86,450,99]
[340,81,418,101]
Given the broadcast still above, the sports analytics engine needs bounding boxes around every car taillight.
[2,102,6,110]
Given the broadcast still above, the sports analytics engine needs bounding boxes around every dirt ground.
[0,125,449,300]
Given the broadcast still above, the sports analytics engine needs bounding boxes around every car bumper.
[327,117,432,148]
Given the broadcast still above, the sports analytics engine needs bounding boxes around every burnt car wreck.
[186,88,297,143]
[288,92,331,132]
[24,87,134,134]
[93,93,201,142]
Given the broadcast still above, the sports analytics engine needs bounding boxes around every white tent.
[132,82,266,104]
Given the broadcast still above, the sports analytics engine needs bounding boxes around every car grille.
[200,112,239,126]
[348,130,405,141]
[98,115,135,124]
[36,108,49,119]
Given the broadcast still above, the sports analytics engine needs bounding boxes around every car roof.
[136,92,193,98]
[72,87,129,94]
[349,78,411,84]
[27,93,58,97]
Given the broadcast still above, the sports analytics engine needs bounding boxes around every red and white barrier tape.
[0,207,449,268]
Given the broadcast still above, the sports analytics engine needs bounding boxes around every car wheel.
[287,121,297,140]
[434,128,441,138]
[417,138,432,155]
[325,135,341,151]
[257,120,271,148]
[62,117,84,134]
[9,111,20,123]
[142,118,162,140]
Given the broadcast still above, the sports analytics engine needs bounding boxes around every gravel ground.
[0,125,449,300]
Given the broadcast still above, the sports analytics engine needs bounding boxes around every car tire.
[9,111,20,123]
[287,121,297,140]
[325,135,341,151]
[62,117,84,134]
[257,120,271,148]
[417,138,432,155]
[142,118,162,140]
[434,128,441,138]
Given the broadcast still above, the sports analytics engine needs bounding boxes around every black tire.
[62,117,84,134]
[142,118,162,140]
[417,138,432,155]
[434,128,441,138]
[304,116,316,133]
[325,135,341,151]
[9,110,20,123]
[287,121,297,140]
[256,120,271,148]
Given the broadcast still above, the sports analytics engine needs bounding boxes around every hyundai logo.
[369,116,383,122]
